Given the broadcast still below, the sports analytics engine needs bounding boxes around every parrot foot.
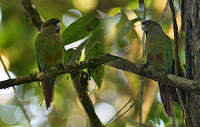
[141,62,150,73]
[143,60,150,68]
[140,61,153,75]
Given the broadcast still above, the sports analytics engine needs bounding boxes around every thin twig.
[139,1,146,126]
[113,101,135,122]
[0,54,31,127]
[161,1,169,21]
[107,98,133,124]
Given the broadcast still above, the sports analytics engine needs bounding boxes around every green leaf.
[85,23,105,88]
[64,40,88,65]
[64,49,75,65]
[116,17,141,49]
[90,66,104,88]
[62,12,100,45]
[85,23,106,58]
[116,9,129,31]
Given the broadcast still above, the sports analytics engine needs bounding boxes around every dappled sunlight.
[125,10,143,41]
[66,114,87,127]
[107,7,121,16]
[124,38,143,99]
[103,17,117,43]
[0,70,15,105]
[136,80,158,122]
[0,54,10,70]
[28,98,50,126]
[100,89,119,105]
[73,0,98,12]
[63,9,82,27]
[153,0,167,13]
[149,119,165,127]
[167,11,181,39]
[88,77,98,92]
[95,102,116,124]
[0,105,25,125]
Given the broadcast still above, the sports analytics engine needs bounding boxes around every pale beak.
[141,24,146,31]
[56,22,61,29]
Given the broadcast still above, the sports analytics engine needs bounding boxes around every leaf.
[85,23,105,88]
[62,12,100,45]
[116,16,141,49]
[116,9,129,29]
[90,66,104,88]
[118,18,141,41]
[64,39,88,65]
[85,21,108,57]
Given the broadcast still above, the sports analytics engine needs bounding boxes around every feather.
[43,78,55,109]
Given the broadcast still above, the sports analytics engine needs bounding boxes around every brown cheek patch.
[45,55,53,62]
[43,23,51,27]
[156,53,163,64]
[148,53,153,61]
[55,53,62,61]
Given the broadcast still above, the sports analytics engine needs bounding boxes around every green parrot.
[35,18,64,109]
[142,20,173,116]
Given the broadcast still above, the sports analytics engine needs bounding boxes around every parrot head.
[141,20,163,34]
[41,18,61,32]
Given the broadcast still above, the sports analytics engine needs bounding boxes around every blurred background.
[0,0,184,126]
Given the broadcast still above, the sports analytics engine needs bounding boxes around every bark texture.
[185,0,200,126]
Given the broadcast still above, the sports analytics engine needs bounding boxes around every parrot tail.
[43,78,56,109]
[158,82,172,117]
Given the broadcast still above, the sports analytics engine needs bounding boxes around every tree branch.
[72,71,104,127]
[1,54,200,91]
[18,0,44,30]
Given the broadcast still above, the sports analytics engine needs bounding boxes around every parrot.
[35,18,64,109]
[142,20,173,117]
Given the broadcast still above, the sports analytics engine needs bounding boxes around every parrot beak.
[55,22,61,32]
[56,22,61,29]
[141,24,146,31]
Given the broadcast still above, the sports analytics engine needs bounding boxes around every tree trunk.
[184,0,200,126]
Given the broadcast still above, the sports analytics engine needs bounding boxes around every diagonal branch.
[18,0,44,30]
[72,71,104,127]
[0,54,200,91]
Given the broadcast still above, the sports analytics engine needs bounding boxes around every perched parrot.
[142,20,173,116]
[35,18,64,109]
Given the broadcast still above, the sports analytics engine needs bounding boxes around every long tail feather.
[158,82,172,117]
[43,78,56,109]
